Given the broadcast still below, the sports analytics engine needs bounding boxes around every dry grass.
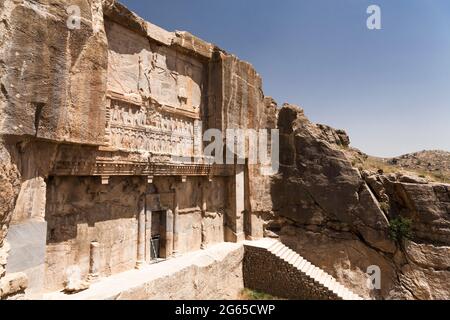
[357,157,450,184]
[239,289,284,300]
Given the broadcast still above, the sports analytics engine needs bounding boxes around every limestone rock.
[0,0,108,143]
[398,174,428,185]
[384,180,450,244]
[271,103,395,253]
[404,241,450,270]
[0,141,21,294]
[64,279,90,294]
[387,150,450,184]
[0,143,20,245]
[0,272,28,299]
[400,264,450,300]
[278,225,399,300]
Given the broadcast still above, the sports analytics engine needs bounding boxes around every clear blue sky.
[120,0,450,157]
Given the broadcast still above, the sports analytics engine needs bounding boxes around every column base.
[87,273,99,283]
[225,227,245,243]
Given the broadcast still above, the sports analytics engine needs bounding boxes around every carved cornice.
[51,159,234,177]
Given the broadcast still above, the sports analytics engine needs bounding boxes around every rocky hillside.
[251,101,450,300]
[383,151,450,184]
[345,149,450,184]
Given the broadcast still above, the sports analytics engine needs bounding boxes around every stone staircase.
[244,239,364,300]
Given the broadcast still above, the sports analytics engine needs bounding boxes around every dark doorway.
[149,210,166,261]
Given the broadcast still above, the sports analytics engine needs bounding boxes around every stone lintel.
[101,176,110,185]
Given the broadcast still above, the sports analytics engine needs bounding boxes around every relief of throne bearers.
[136,135,145,150]
[121,133,131,149]
[110,104,122,124]
[136,107,147,127]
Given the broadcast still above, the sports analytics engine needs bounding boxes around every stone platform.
[43,243,244,300]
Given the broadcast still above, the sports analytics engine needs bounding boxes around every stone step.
[303,263,314,275]
[310,267,320,279]
[252,240,364,300]
[290,255,300,266]
[323,275,332,288]
[276,246,289,257]
[316,270,325,282]
[336,285,345,298]
[268,242,284,253]
[285,251,297,263]
[280,248,292,260]
[296,258,307,270]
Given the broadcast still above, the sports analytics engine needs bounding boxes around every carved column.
[88,241,100,281]
[164,209,174,258]
[145,196,152,262]
[193,119,203,161]
[136,196,146,269]
[172,185,180,257]
[226,165,245,242]
[201,179,208,249]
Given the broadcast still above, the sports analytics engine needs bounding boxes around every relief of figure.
[182,120,187,135]
[121,108,129,125]
[111,104,120,123]
[130,134,136,150]
[133,109,140,126]
[146,108,157,128]
[113,131,122,147]
[185,64,193,78]
[155,139,160,153]
[137,135,144,150]
[147,136,154,152]
[163,116,169,131]
[121,133,130,149]
[178,86,188,107]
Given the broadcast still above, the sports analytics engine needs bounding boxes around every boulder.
[398,174,428,185]
[404,241,450,270]
[271,104,395,253]
[0,272,28,298]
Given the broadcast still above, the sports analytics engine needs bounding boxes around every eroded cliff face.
[362,171,450,299]
[0,0,267,297]
[250,102,450,300]
[0,0,108,143]
[0,0,108,298]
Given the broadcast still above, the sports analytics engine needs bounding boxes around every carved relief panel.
[105,98,197,159]
[105,20,204,119]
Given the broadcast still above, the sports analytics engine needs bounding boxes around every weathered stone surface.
[0,141,21,298]
[397,174,429,185]
[404,241,450,270]
[0,0,108,144]
[387,150,450,184]
[0,142,20,246]
[400,264,450,300]
[0,272,28,299]
[45,243,244,300]
[64,279,90,294]
[278,225,399,300]
[270,103,395,253]
[375,175,450,245]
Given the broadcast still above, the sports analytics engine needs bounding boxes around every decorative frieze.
[106,98,196,158]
